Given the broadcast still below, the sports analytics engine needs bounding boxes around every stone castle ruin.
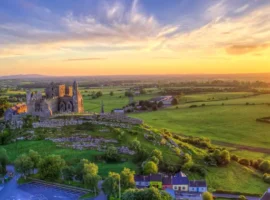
[26,81,84,118]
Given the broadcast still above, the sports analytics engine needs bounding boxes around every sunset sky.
[0,0,270,76]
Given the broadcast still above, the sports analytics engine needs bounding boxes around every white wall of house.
[198,187,207,192]
[136,181,149,187]
[189,187,207,193]
[173,184,189,191]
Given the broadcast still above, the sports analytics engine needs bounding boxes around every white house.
[189,180,207,193]
[134,175,150,188]
[112,109,125,114]
[172,172,189,191]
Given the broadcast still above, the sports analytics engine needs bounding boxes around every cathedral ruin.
[26,81,84,118]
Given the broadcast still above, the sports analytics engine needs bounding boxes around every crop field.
[131,94,270,149]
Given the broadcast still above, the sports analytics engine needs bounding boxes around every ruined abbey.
[26,81,84,118]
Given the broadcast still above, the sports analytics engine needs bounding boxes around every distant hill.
[0,74,48,80]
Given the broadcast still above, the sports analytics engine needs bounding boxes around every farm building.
[189,180,207,193]
[150,96,173,106]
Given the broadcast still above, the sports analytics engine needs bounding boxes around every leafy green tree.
[110,91,114,96]
[182,153,193,170]
[83,173,100,193]
[160,190,173,200]
[171,98,178,105]
[82,162,101,191]
[102,172,120,198]
[22,115,39,128]
[38,155,65,181]
[143,187,162,199]
[0,148,8,175]
[239,158,250,166]
[122,188,141,200]
[120,168,135,189]
[149,156,159,165]
[0,98,9,118]
[157,101,163,108]
[140,89,147,94]
[28,149,41,169]
[75,159,90,180]
[105,145,119,162]
[143,161,158,175]
[83,162,99,176]
[62,166,75,181]
[151,149,163,162]
[122,187,173,200]
[96,91,103,97]
[213,149,230,166]
[202,191,213,200]
[15,154,33,177]
[220,150,230,165]
[131,138,141,152]
[259,160,270,173]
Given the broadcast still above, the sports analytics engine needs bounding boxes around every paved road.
[214,193,260,200]
[92,181,106,200]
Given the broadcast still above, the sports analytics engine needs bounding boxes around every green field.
[131,94,270,149]
[205,162,269,193]
[81,87,160,112]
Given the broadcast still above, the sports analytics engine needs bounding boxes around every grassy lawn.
[2,140,138,177]
[130,95,270,149]
[206,162,269,194]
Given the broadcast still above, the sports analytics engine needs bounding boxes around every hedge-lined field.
[131,94,270,149]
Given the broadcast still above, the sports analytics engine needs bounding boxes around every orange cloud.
[226,43,270,55]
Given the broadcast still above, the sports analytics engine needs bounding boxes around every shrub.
[231,155,239,162]
[239,158,250,166]
[259,160,270,173]
[263,173,270,183]
[189,105,197,108]
[238,195,247,200]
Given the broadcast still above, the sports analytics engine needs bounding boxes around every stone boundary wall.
[33,119,135,129]
[84,113,143,125]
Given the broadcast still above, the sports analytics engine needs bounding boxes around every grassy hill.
[2,120,269,194]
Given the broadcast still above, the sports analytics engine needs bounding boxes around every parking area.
[20,182,87,199]
[0,177,88,200]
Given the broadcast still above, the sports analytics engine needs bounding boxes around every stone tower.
[72,81,84,113]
